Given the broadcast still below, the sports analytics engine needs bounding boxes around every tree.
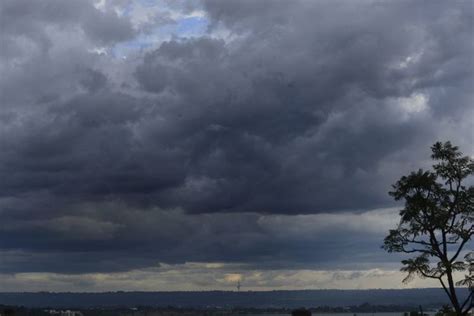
[383,141,473,315]
[436,304,456,316]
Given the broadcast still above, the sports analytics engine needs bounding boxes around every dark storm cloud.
[130,0,473,213]
[0,0,135,48]
[0,203,400,273]
[0,0,472,275]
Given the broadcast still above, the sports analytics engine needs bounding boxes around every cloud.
[0,0,472,287]
[0,263,445,292]
[0,204,404,274]
[0,0,135,52]
[257,208,399,237]
[2,0,472,215]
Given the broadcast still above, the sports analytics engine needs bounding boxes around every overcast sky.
[0,0,473,292]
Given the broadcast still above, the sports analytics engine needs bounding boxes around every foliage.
[383,141,473,315]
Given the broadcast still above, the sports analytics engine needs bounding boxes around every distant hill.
[0,288,470,308]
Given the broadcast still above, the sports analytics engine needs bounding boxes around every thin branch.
[450,237,471,263]
[460,290,472,313]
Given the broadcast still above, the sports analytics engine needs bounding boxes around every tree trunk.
[445,268,462,316]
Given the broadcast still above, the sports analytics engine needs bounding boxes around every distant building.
[45,309,84,316]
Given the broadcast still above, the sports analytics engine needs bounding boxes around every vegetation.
[383,141,473,315]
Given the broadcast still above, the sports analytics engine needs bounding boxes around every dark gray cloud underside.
[0,0,472,274]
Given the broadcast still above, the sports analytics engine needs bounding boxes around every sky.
[0,0,473,292]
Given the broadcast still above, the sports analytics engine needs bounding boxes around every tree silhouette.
[383,141,473,315]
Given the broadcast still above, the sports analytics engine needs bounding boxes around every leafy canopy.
[383,141,473,314]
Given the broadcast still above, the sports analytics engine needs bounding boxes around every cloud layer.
[0,0,472,289]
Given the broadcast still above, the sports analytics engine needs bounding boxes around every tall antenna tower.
[236,280,241,292]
